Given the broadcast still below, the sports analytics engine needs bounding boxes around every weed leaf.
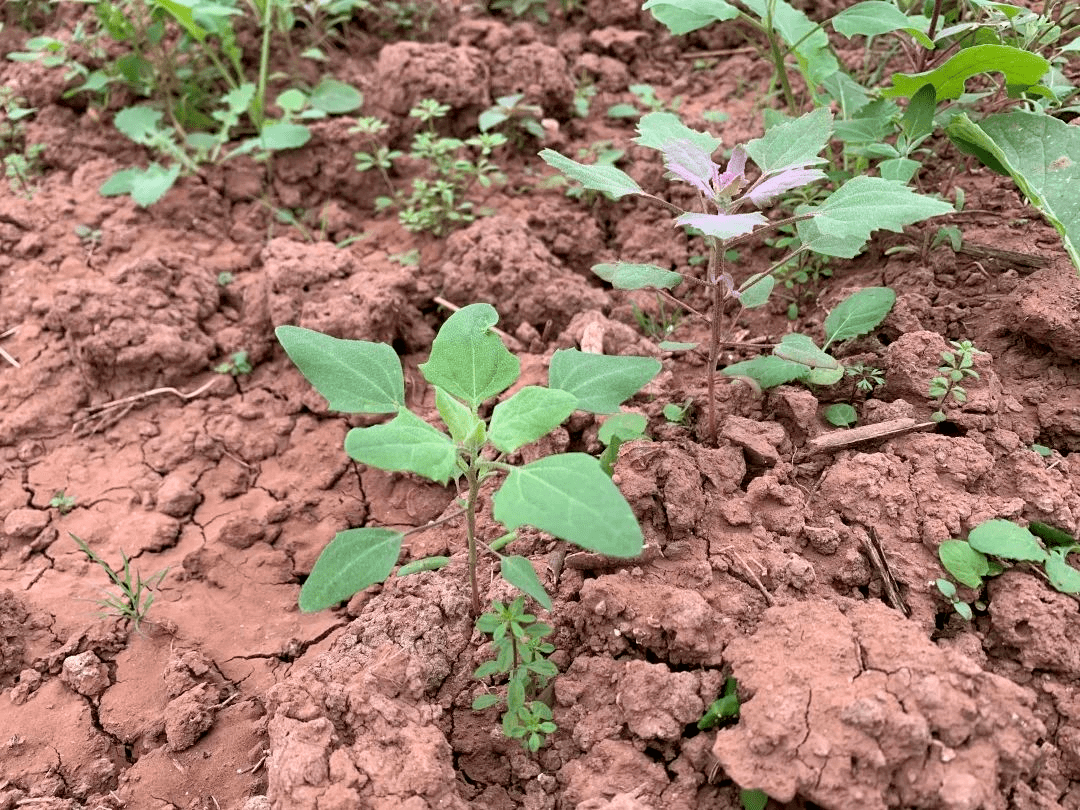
[598,413,648,445]
[488,387,578,454]
[773,333,841,370]
[635,111,721,153]
[539,149,643,199]
[549,350,661,414]
[493,454,643,557]
[745,107,832,175]
[676,211,768,239]
[345,408,458,485]
[642,0,739,34]
[722,355,807,388]
[275,325,404,413]
[739,274,775,309]
[593,262,683,291]
[797,176,953,258]
[308,78,363,114]
[421,303,520,408]
[938,539,990,588]
[299,528,403,612]
[968,519,1048,562]
[500,556,553,610]
[436,387,484,446]
[1045,549,1080,593]
[823,287,896,346]
[832,1,933,47]
[883,44,1049,101]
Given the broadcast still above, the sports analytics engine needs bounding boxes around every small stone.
[3,508,49,540]
[164,683,216,751]
[721,416,785,466]
[214,514,266,549]
[61,651,110,697]
[156,475,200,518]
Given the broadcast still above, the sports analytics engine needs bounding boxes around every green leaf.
[538,149,644,199]
[593,262,683,290]
[276,88,308,113]
[473,694,500,710]
[634,111,721,153]
[257,121,311,151]
[902,83,936,143]
[152,0,209,40]
[946,111,1080,271]
[435,387,483,446]
[113,105,165,144]
[745,107,832,174]
[773,333,841,370]
[821,72,872,119]
[721,355,808,388]
[967,519,1048,562]
[824,403,857,427]
[741,0,839,84]
[308,77,363,114]
[344,408,458,484]
[938,539,990,588]
[658,340,698,351]
[739,274,775,309]
[493,454,643,557]
[936,577,958,598]
[548,350,661,414]
[1045,548,1080,594]
[275,325,404,413]
[642,0,739,33]
[883,44,1050,101]
[797,176,954,258]
[1028,522,1075,546]
[488,386,578,454]
[740,789,770,810]
[832,1,933,47]
[823,287,896,346]
[397,556,452,576]
[598,412,648,444]
[100,164,181,207]
[299,528,403,612]
[879,157,921,184]
[501,555,552,610]
[420,303,520,409]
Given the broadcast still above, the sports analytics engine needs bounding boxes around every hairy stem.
[465,460,482,617]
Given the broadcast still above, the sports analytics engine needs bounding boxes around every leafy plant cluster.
[643,0,1080,271]
[542,109,948,441]
[353,99,506,235]
[7,0,364,206]
[71,533,169,632]
[276,303,659,617]
[929,339,983,422]
[937,518,1080,619]
[472,596,558,752]
[0,84,44,197]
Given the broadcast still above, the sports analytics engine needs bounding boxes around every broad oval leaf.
[598,412,648,445]
[773,333,841,370]
[436,387,483,447]
[488,386,578,454]
[345,408,458,485]
[642,0,739,34]
[938,539,990,588]
[593,262,683,291]
[968,519,1047,562]
[501,555,552,610]
[258,121,311,151]
[1045,549,1080,594]
[308,77,363,114]
[823,287,896,347]
[739,274,775,309]
[299,528,403,612]
[634,111,721,153]
[721,355,807,388]
[833,1,933,47]
[824,403,857,427]
[276,325,404,413]
[420,303,520,408]
[539,149,643,199]
[548,350,661,414]
[492,454,643,557]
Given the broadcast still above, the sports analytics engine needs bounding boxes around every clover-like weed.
[50,490,77,515]
[214,351,253,377]
[929,339,982,422]
[473,596,558,751]
[71,533,168,632]
[276,303,658,617]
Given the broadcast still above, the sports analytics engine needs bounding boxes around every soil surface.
[2,2,1080,809]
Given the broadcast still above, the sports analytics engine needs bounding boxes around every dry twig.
[73,377,223,435]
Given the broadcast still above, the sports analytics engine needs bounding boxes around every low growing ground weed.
[71,533,168,632]
[930,339,982,422]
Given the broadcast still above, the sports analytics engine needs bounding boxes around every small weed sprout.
[217,271,235,287]
[472,596,559,751]
[929,340,983,422]
[479,94,546,144]
[214,351,253,376]
[632,295,681,341]
[50,490,76,514]
[71,534,168,632]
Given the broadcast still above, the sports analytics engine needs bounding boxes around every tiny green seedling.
[937,518,1080,618]
[478,94,545,143]
[929,339,982,422]
[473,596,559,751]
[845,362,885,395]
[71,533,168,632]
[663,398,695,426]
[823,402,858,427]
[217,271,235,287]
[695,677,769,810]
[50,490,76,515]
[214,351,253,376]
[276,303,659,617]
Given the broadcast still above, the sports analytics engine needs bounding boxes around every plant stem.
[706,238,725,445]
[465,459,482,617]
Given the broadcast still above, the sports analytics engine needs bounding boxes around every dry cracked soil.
[2,1,1080,808]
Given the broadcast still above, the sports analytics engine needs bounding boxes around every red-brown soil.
[3,2,1080,808]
